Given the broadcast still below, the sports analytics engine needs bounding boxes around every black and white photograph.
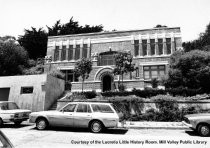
[0,0,210,147]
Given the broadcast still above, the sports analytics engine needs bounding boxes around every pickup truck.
[0,101,31,126]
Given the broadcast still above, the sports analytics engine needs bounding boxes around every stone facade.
[45,27,182,92]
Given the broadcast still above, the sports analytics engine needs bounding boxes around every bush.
[65,81,72,90]
[83,90,97,99]
[48,69,65,80]
[118,83,126,92]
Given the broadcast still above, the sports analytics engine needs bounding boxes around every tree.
[0,40,29,76]
[47,17,103,36]
[164,50,210,92]
[74,58,92,92]
[113,52,135,91]
[18,27,48,60]
[183,22,210,52]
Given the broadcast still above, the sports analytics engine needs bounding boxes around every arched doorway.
[102,75,112,92]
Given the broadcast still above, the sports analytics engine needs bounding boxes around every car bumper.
[10,117,29,122]
[182,121,194,129]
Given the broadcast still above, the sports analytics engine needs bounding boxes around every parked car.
[29,102,120,133]
[182,113,210,137]
[0,130,14,148]
[0,101,31,126]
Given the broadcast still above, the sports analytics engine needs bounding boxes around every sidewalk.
[118,121,188,129]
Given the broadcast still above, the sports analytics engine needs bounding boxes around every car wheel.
[198,124,210,137]
[36,118,48,130]
[90,120,103,133]
[14,121,22,126]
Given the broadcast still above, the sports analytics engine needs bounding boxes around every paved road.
[1,122,210,148]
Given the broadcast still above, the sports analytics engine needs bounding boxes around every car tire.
[36,118,48,130]
[14,121,22,126]
[197,124,210,137]
[89,120,103,133]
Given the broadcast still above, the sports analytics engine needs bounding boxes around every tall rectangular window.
[61,45,66,61]
[83,44,88,58]
[142,40,147,56]
[54,46,59,61]
[143,65,165,79]
[75,45,80,60]
[134,40,139,57]
[166,38,171,54]
[158,39,163,55]
[68,45,73,60]
[62,70,79,82]
[150,39,155,55]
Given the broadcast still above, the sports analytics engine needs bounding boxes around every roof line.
[48,27,181,39]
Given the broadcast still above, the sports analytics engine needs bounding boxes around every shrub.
[151,78,158,88]
[83,90,97,99]
[118,83,126,92]
[65,81,72,90]
[48,69,65,80]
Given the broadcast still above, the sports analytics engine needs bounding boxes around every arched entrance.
[102,75,112,92]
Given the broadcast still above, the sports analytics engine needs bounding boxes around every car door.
[56,103,77,127]
[73,104,92,128]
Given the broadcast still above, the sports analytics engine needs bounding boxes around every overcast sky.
[0,0,210,42]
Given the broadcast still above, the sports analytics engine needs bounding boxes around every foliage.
[65,81,72,91]
[113,52,135,89]
[0,40,29,76]
[183,22,210,52]
[47,17,103,36]
[164,50,210,93]
[48,69,65,80]
[151,78,158,88]
[83,90,97,99]
[23,58,45,75]
[18,27,48,60]
[118,83,126,92]
[74,58,93,92]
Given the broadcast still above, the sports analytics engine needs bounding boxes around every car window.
[76,104,91,113]
[62,104,76,112]
[0,102,19,110]
[91,104,114,113]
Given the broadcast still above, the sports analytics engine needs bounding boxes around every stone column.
[80,40,83,59]
[139,65,144,79]
[147,37,151,56]
[171,34,175,54]
[73,40,76,60]
[139,35,143,56]
[65,40,69,61]
[87,38,91,58]
[58,41,62,61]
[155,34,159,55]
[163,37,167,55]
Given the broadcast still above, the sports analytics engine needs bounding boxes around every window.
[136,67,139,77]
[76,104,91,113]
[61,45,66,61]
[68,45,73,60]
[134,40,139,57]
[91,104,114,113]
[158,39,163,55]
[150,39,155,55]
[54,46,59,61]
[143,65,165,79]
[62,104,76,112]
[166,38,171,54]
[0,102,19,110]
[62,70,79,82]
[20,87,33,94]
[100,54,115,66]
[82,44,88,58]
[75,45,80,60]
[142,40,147,56]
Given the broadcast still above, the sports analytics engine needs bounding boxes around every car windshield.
[0,102,19,110]
[91,104,114,113]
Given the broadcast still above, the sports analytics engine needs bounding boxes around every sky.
[0,0,210,42]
